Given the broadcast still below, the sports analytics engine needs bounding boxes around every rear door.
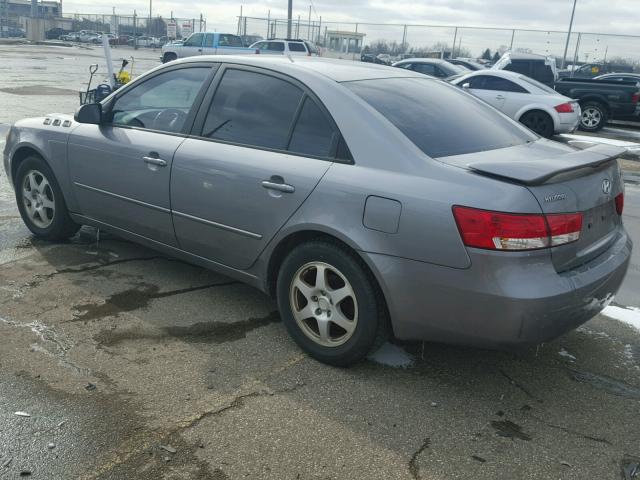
[171,65,342,269]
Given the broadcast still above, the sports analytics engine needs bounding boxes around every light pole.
[561,0,577,69]
[287,0,292,38]
[148,0,152,36]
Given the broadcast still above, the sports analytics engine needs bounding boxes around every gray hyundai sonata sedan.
[3,56,632,366]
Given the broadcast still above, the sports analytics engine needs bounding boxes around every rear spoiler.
[467,143,624,185]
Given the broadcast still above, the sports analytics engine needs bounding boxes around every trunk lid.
[439,141,625,272]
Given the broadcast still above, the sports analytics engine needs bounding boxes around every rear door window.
[267,41,285,52]
[411,63,437,76]
[218,34,243,47]
[201,69,303,149]
[288,42,307,52]
[288,97,338,157]
[345,77,535,158]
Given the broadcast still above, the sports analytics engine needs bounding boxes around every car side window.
[183,33,203,47]
[465,75,488,89]
[288,42,306,52]
[412,63,437,76]
[204,33,215,48]
[289,97,338,157]
[218,34,243,47]
[109,67,211,133]
[253,41,266,50]
[396,63,413,70]
[433,67,448,78]
[201,69,303,150]
[483,76,528,93]
[267,41,285,52]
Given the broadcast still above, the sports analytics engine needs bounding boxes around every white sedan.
[450,70,580,137]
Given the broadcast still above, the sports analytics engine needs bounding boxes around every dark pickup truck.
[555,77,639,131]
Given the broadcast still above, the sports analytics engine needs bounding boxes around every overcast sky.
[61,0,637,36]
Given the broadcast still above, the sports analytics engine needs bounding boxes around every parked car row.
[161,34,320,63]
[4,56,631,366]
[59,30,167,47]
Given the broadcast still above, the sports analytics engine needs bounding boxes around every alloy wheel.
[581,107,602,129]
[289,261,358,347]
[22,169,55,229]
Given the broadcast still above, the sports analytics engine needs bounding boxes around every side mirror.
[74,103,102,124]
[462,82,471,89]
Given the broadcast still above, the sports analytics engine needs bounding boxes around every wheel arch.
[578,96,610,115]
[264,228,394,335]
[10,144,48,187]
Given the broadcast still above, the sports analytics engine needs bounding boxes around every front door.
[68,64,214,246]
[171,66,344,270]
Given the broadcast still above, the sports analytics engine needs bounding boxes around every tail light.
[554,102,574,113]
[452,206,583,251]
[632,93,639,104]
[615,193,624,215]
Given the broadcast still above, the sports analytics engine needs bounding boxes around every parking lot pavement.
[1,44,640,479]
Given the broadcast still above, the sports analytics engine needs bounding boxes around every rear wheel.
[519,110,555,138]
[162,52,177,63]
[276,241,388,366]
[15,156,80,241]
[580,101,608,132]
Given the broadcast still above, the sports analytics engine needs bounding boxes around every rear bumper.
[362,229,632,347]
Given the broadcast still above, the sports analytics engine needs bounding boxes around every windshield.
[519,75,558,95]
[344,77,536,158]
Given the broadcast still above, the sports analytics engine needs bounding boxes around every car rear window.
[344,77,535,158]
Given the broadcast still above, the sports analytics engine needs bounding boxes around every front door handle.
[261,180,295,193]
[495,95,505,100]
[143,156,167,167]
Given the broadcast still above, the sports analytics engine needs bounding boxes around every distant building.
[4,0,61,18]
[325,30,365,55]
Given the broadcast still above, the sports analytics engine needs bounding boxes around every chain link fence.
[238,16,640,67]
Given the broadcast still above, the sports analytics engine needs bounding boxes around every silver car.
[3,56,632,366]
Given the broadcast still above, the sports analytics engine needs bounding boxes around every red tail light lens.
[452,206,583,251]
[632,93,639,104]
[554,102,574,113]
[615,193,624,215]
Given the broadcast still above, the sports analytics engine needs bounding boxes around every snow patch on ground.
[368,342,414,368]
[558,348,576,361]
[602,306,640,332]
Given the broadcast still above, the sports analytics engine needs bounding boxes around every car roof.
[396,58,447,65]
[506,52,551,61]
[173,55,425,82]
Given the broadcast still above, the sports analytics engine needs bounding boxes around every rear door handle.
[261,180,295,193]
[143,156,167,167]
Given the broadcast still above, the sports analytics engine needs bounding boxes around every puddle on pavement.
[0,85,77,95]
[490,420,531,441]
[72,281,237,321]
[94,311,280,346]
[569,369,640,399]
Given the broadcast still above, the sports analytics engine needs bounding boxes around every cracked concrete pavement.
[1,44,640,479]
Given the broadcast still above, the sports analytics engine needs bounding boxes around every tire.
[15,155,80,241]
[162,52,177,63]
[276,240,389,367]
[519,110,555,138]
[579,101,608,132]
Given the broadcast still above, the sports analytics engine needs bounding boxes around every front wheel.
[519,110,555,138]
[579,101,608,132]
[276,241,388,367]
[162,52,177,63]
[15,156,80,241]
